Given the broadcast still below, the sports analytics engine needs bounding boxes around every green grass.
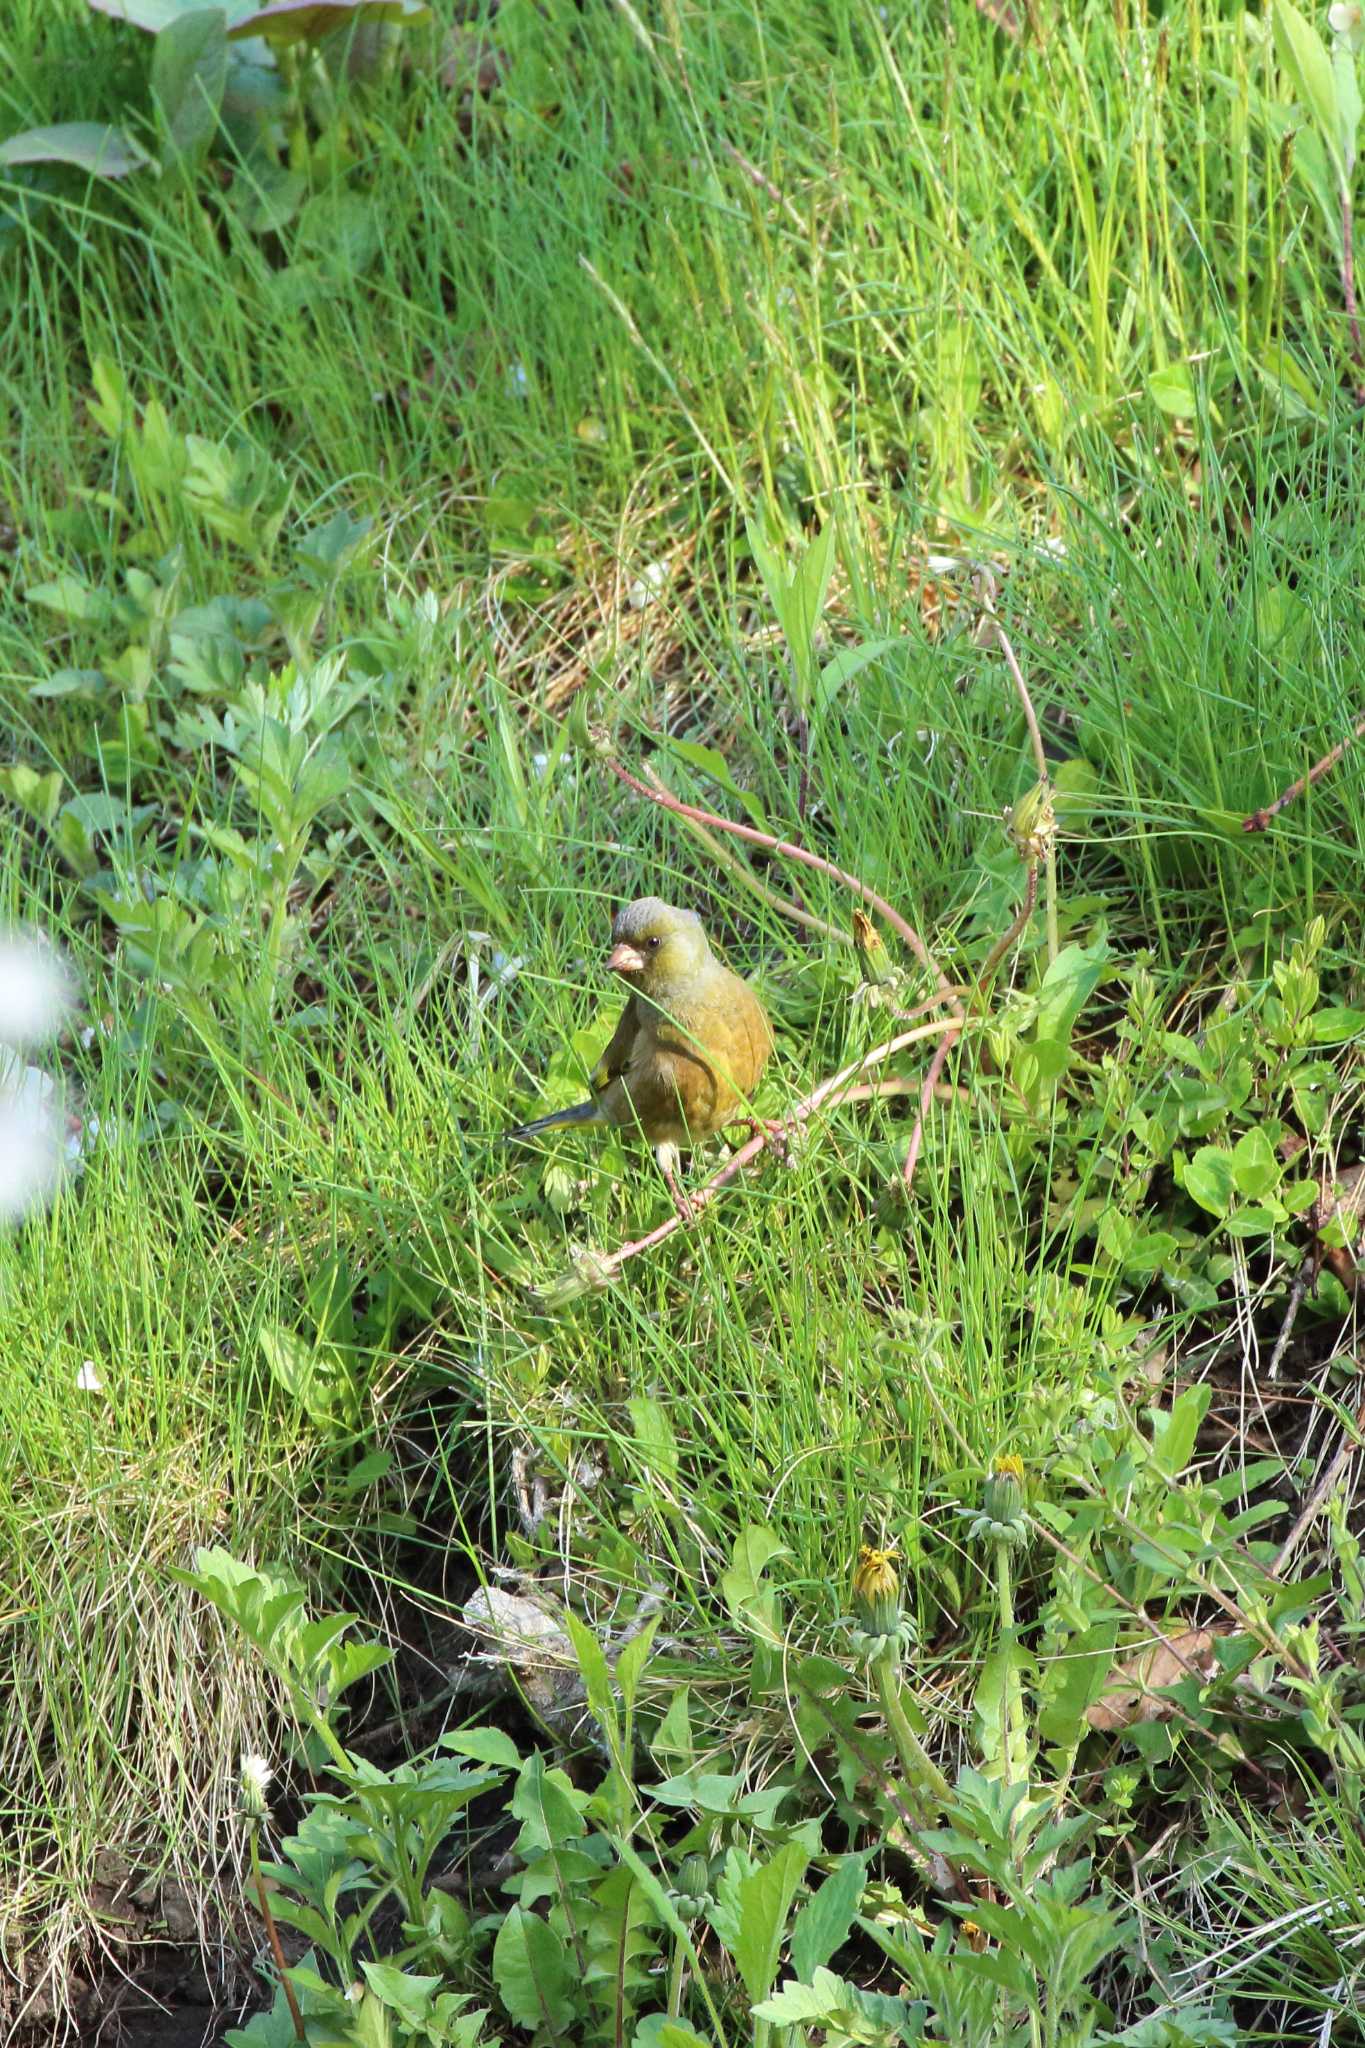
[3,0,1365,2036]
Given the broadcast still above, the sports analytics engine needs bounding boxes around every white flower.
[0,933,70,1046]
[1330,3,1365,52]
[239,1752,274,1818]
[76,1361,103,1393]
[507,361,529,396]
[628,560,669,610]
[0,1055,61,1222]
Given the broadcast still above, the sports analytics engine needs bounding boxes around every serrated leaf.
[709,1838,809,2006]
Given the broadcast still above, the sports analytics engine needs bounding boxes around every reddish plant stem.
[602,755,960,1013]
[900,1028,959,1189]
[252,1848,305,2042]
[597,1023,960,1281]
[1243,709,1365,832]
[978,861,1039,986]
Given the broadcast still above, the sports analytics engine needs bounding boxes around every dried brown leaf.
[1085,1626,1223,1732]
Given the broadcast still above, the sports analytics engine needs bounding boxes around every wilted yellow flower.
[852,909,895,987]
[1004,778,1056,864]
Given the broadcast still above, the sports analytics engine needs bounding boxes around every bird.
[504,896,773,1219]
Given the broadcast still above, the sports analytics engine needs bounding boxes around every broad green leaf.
[226,0,429,46]
[0,765,63,829]
[789,1854,867,1981]
[0,122,154,178]
[359,1962,441,2025]
[492,1906,576,2034]
[152,9,228,168]
[1334,37,1362,180]
[752,1972,845,2023]
[1031,937,1109,1048]
[633,2020,715,2048]
[439,1726,522,1769]
[1309,1005,1365,1042]
[1038,1617,1122,1753]
[1273,0,1347,185]
[1182,1145,1236,1218]
[1147,362,1199,417]
[719,1524,789,1619]
[1231,1126,1281,1198]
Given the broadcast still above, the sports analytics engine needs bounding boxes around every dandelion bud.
[967,1455,1029,1549]
[672,1852,714,1920]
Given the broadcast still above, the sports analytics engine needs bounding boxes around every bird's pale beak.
[607,940,647,975]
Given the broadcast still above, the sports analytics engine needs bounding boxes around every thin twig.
[1273,1392,1365,1577]
[593,1023,966,1283]
[977,861,1039,987]
[636,763,850,945]
[1266,1260,1313,1382]
[603,754,961,1012]
[900,1028,959,1190]
[975,606,1058,964]
[1243,709,1365,832]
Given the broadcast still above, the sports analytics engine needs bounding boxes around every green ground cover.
[2,0,1365,2040]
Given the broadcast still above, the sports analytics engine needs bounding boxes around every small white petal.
[0,1065,61,1222]
[76,1361,103,1393]
[0,935,72,1046]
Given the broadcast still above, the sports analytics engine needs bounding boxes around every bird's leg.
[745,1116,792,1164]
[655,1142,696,1224]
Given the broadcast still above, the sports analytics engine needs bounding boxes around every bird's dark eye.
[647,935,662,951]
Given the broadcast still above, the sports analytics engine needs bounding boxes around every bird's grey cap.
[610,897,702,941]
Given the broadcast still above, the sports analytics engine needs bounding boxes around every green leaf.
[1148,1383,1211,1478]
[664,738,768,830]
[615,1612,659,1715]
[227,2,430,49]
[0,122,155,178]
[1182,1145,1237,1218]
[359,1962,441,2025]
[0,765,64,830]
[719,1524,788,1619]
[709,1838,809,2007]
[814,636,905,721]
[439,1726,522,1769]
[1147,362,1199,417]
[633,2021,715,2048]
[1231,1126,1282,1199]
[628,1394,679,1488]
[1273,0,1347,186]
[1309,1006,1365,1043]
[1031,937,1109,1048]
[788,519,837,675]
[789,1853,867,1981]
[152,8,228,168]
[492,1906,577,2034]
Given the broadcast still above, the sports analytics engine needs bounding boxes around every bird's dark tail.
[504,1099,603,1143]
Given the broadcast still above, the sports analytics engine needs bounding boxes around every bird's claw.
[747,1117,793,1165]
